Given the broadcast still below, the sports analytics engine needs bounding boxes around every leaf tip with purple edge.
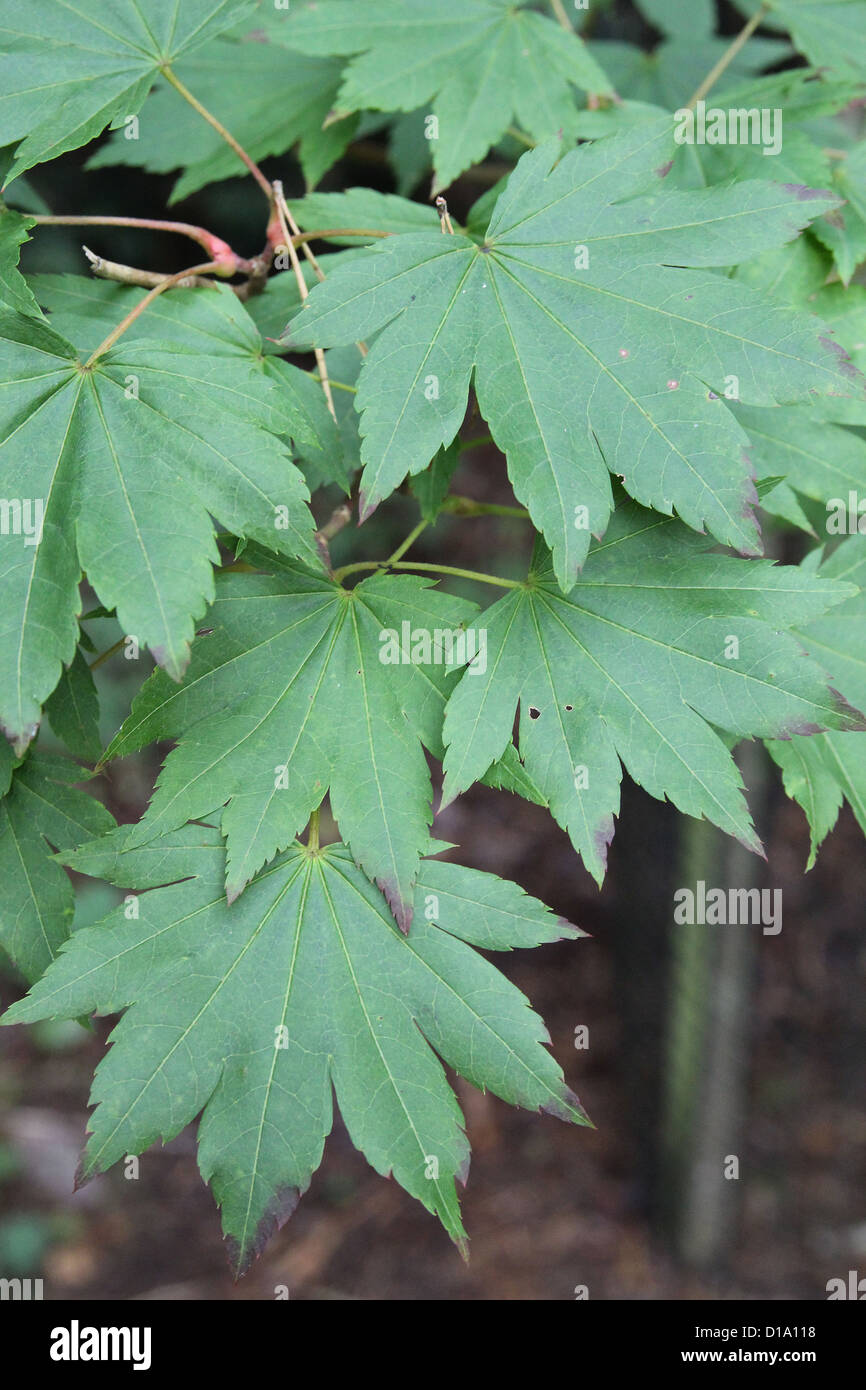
[150,644,191,684]
[226,1184,302,1281]
[376,875,414,934]
[555,915,591,940]
[1,718,38,758]
[818,335,864,388]
[590,813,617,885]
[542,1084,594,1128]
[779,183,837,202]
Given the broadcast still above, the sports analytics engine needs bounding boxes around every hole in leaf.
[528,706,540,719]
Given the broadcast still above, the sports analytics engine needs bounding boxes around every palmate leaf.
[284,118,860,593]
[441,498,865,885]
[0,752,114,982]
[86,37,356,201]
[30,273,348,495]
[277,0,613,192]
[28,273,338,455]
[0,0,256,185]
[2,825,587,1274]
[0,289,320,755]
[103,559,481,929]
[767,536,866,865]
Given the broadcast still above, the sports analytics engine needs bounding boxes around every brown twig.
[314,503,353,575]
[436,197,455,235]
[83,246,217,290]
[34,214,246,273]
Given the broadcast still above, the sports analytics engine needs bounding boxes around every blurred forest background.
[0,0,864,1299]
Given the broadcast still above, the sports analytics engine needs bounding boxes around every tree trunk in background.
[658,740,770,1270]
[606,783,679,1213]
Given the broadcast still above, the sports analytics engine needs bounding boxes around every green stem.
[458,433,494,452]
[332,562,383,582]
[441,495,530,518]
[84,262,219,366]
[333,558,521,588]
[386,520,429,565]
[308,808,320,853]
[685,3,769,110]
[308,374,357,394]
[291,228,392,247]
[89,637,125,670]
[392,561,522,587]
[162,66,274,203]
[507,125,537,149]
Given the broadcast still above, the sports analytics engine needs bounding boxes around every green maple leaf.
[725,242,866,531]
[29,273,339,469]
[596,0,790,114]
[811,142,866,287]
[595,33,789,111]
[409,441,462,522]
[767,0,866,80]
[0,0,256,185]
[767,536,866,865]
[287,188,442,242]
[45,646,102,763]
[2,825,587,1273]
[86,36,356,201]
[736,402,866,535]
[0,289,318,755]
[808,283,866,381]
[440,498,865,885]
[0,203,40,317]
[284,118,859,592]
[102,559,481,928]
[0,752,114,982]
[674,71,866,287]
[277,0,613,191]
